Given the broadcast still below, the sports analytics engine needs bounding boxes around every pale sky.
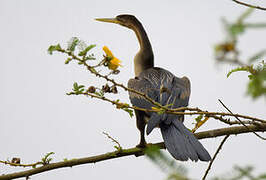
[1,0,266,179]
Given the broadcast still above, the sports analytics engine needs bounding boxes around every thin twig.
[202,135,230,180]
[218,119,256,125]
[0,160,41,168]
[232,0,266,11]
[218,99,266,140]
[103,132,122,151]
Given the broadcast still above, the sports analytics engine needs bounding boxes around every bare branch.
[103,132,122,151]
[1,124,266,180]
[232,0,266,11]
[202,135,230,180]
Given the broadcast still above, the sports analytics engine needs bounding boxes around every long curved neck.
[132,20,154,76]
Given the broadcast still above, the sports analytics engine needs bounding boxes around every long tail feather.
[160,118,211,162]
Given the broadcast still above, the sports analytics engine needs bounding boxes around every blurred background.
[1,0,265,179]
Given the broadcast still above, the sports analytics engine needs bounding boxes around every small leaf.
[114,146,121,150]
[42,152,55,165]
[157,109,165,115]
[48,44,62,55]
[195,114,203,122]
[247,68,266,99]
[122,108,134,117]
[90,67,97,74]
[73,82,78,91]
[65,58,72,64]
[78,85,85,89]
[67,37,80,52]
[230,23,245,37]
[95,91,104,97]
[78,44,96,56]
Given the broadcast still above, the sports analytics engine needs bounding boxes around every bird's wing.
[127,76,159,110]
[128,67,191,134]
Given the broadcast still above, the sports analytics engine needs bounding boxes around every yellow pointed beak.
[95,18,120,24]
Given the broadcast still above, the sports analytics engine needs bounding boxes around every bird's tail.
[160,117,211,161]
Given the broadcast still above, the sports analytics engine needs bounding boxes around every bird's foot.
[136,141,147,148]
[135,142,146,157]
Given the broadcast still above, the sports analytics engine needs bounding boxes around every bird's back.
[128,67,190,113]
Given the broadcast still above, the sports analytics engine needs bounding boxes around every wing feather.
[128,67,191,133]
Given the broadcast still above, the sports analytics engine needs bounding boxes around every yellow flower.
[103,46,122,70]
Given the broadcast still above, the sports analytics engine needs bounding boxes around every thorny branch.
[1,124,266,180]
[232,0,266,11]
[0,152,55,169]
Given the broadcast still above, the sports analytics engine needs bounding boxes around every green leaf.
[195,114,203,122]
[157,109,165,115]
[72,82,85,94]
[247,68,266,99]
[65,58,72,64]
[41,152,55,165]
[90,67,97,74]
[48,44,62,55]
[73,82,78,91]
[95,91,104,97]
[78,44,96,56]
[67,37,80,52]
[229,24,245,37]
[122,108,134,117]
[85,54,96,60]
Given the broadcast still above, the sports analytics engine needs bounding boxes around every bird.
[95,15,211,162]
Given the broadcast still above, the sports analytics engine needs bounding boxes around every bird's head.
[95,14,139,30]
